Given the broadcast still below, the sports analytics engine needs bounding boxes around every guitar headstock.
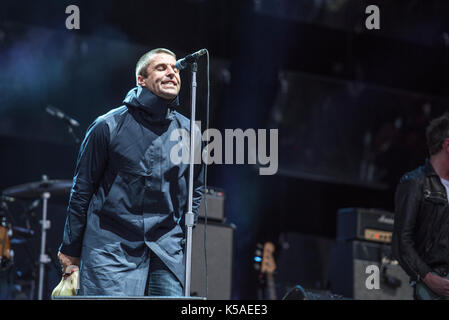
[253,241,278,300]
[254,241,277,275]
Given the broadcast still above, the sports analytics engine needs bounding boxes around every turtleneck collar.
[123,86,179,122]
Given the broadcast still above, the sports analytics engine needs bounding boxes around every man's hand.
[58,252,80,273]
[423,272,449,297]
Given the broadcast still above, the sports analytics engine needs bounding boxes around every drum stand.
[38,184,51,300]
[3,175,71,300]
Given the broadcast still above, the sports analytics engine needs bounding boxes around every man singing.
[393,113,449,299]
[57,48,204,296]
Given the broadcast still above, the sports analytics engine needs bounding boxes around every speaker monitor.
[198,187,226,222]
[330,240,413,300]
[190,219,234,299]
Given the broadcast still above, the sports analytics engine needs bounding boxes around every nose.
[166,65,176,77]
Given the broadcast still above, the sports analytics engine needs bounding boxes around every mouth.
[161,80,177,88]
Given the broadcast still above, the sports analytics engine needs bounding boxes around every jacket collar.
[123,86,179,122]
[423,158,447,199]
[423,158,438,177]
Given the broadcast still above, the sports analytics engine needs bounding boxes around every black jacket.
[393,159,449,282]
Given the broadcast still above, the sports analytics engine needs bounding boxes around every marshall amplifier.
[330,240,413,300]
[198,187,226,222]
[337,208,394,244]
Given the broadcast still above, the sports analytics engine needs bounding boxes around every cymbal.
[2,179,72,199]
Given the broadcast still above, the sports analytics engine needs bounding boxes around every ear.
[443,139,449,153]
[137,75,146,87]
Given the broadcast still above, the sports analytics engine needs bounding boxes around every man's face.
[138,52,181,100]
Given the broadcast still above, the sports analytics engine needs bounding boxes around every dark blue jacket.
[59,86,204,295]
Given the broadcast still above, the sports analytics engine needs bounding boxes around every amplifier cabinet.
[198,187,226,222]
[330,240,413,300]
[337,208,394,243]
[190,219,235,299]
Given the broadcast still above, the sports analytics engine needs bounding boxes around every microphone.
[1,195,15,202]
[175,49,207,70]
[46,105,80,127]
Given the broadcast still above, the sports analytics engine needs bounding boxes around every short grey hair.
[135,48,176,85]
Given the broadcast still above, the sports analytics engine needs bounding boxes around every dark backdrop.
[1,0,448,299]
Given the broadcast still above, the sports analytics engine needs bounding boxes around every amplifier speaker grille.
[190,220,235,299]
[330,240,413,300]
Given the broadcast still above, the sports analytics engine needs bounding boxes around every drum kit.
[0,175,72,300]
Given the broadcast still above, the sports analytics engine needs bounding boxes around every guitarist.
[393,113,449,300]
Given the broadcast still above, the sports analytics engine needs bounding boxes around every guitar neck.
[266,273,277,300]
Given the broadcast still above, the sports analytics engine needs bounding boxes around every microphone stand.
[45,106,81,145]
[65,122,80,145]
[184,61,198,297]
